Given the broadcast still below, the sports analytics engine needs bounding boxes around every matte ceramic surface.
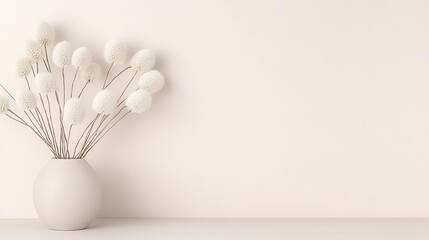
[33,159,101,230]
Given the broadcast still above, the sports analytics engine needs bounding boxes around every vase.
[33,158,102,231]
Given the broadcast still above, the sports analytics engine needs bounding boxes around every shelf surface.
[1,218,429,239]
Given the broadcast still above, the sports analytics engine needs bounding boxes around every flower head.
[92,90,116,115]
[64,98,85,125]
[130,49,155,73]
[35,72,57,94]
[138,70,164,94]
[0,96,9,114]
[125,89,152,113]
[15,90,37,109]
[34,22,55,45]
[104,40,127,64]
[15,58,32,78]
[52,41,73,67]
[82,63,101,83]
[25,40,44,63]
[72,47,92,68]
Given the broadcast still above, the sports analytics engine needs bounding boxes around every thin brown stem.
[42,59,49,72]
[29,108,49,143]
[62,67,66,105]
[44,44,51,72]
[6,114,25,125]
[46,95,58,154]
[8,110,27,125]
[0,83,15,100]
[82,115,109,155]
[88,116,107,141]
[103,62,114,89]
[24,77,31,91]
[31,65,36,77]
[85,97,128,150]
[24,110,44,141]
[40,94,58,154]
[117,98,126,108]
[78,114,100,158]
[72,116,98,158]
[117,70,138,102]
[104,66,131,89]
[7,112,55,154]
[55,91,66,157]
[66,125,72,158]
[82,111,131,158]
[70,67,79,98]
[35,108,54,150]
[7,110,56,155]
[84,107,125,153]
[94,106,126,142]
[21,110,54,153]
[78,81,90,98]
[35,107,51,143]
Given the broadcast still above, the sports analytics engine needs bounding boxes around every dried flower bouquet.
[0,22,165,159]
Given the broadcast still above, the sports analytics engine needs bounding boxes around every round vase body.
[33,158,101,230]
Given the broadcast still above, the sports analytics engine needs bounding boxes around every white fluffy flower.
[15,90,37,109]
[92,90,116,115]
[125,89,152,113]
[82,63,101,83]
[104,40,127,64]
[34,22,55,45]
[130,49,155,73]
[0,95,9,114]
[64,98,85,125]
[15,58,32,78]
[138,70,164,94]
[72,47,92,68]
[25,40,44,63]
[35,72,57,94]
[52,41,73,67]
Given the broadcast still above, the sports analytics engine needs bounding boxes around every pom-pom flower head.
[34,22,55,46]
[125,89,152,113]
[25,40,44,63]
[35,72,57,94]
[130,49,156,74]
[138,70,164,94]
[72,47,92,68]
[52,41,73,67]
[64,98,85,125]
[15,58,32,78]
[82,63,101,83]
[15,90,37,109]
[92,90,116,115]
[104,40,127,64]
[0,95,9,114]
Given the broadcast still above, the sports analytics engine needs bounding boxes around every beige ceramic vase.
[33,158,101,231]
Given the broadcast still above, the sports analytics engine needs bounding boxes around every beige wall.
[1,0,429,218]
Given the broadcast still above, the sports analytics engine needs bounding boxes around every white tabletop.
[1,218,428,240]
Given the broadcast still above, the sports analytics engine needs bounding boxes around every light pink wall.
[1,0,429,218]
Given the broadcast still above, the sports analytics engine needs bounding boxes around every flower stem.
[82,111,131,158]
[24,77,31,91]
[0,83,15,100]
[78,81,89,98]
[102,62,114,89]
[70,67,79,98]
[44,44,51,72]
[104,66,131,89]
[117,70,138,102]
